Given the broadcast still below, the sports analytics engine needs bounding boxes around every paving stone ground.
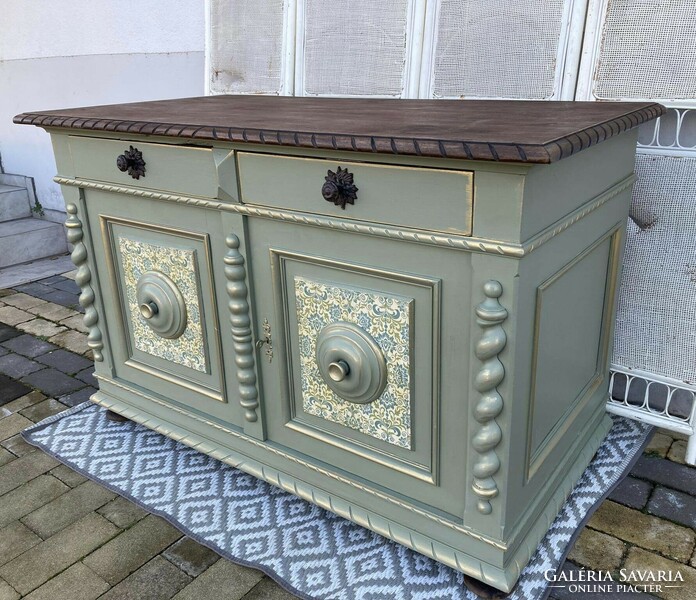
[0,272,297,600]
[1,271,695,599]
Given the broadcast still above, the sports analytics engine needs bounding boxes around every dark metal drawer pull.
[322,167,358,209]
[116,145,146,180]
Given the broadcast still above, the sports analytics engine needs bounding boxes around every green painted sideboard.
[16,97,663,592]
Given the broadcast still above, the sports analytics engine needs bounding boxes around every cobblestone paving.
[1,272,695,599]
[0,272,296,600]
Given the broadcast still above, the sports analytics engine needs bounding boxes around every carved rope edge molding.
[472,280,507,514]
[52,177,520,256]
[20,102,665,163]
[54,176,634,258]
[224,233,259,423]
[65,203,104,361]
[93,374,507,550]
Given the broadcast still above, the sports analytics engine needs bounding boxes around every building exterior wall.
[1,0,205,214]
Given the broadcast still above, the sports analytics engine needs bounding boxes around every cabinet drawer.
[69,136,220,198]
[237,152,473,235]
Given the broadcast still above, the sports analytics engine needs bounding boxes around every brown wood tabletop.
[14,95,664,164]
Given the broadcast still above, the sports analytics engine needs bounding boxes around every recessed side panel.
[527,231,620,477]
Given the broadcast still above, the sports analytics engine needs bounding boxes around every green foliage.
[30,198,45,217]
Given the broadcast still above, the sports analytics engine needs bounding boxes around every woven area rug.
[23,403,652,600]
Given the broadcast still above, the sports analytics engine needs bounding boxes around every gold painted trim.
[91,380,609,591]
[89,386,520,589]
[55,174,635,257]
[98,214,227,402]
[284,421,435,484]
[95,374,506,550]
[270,248,441,483]
[525,225,623,480]
[521,175,635,254]
[503,408,611,583]
[54,177,512,255]
[124,359,224,403]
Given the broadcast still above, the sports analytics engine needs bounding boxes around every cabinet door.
[248,217,473,517]
[83,189,249,428]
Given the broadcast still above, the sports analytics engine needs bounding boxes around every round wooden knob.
[139,301,159,320]
[315,322,387,404]
[328,360,350,382]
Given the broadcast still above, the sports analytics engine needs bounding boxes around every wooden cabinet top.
[15,95,663,164]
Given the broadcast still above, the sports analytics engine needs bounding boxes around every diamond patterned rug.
[22,403,652,600]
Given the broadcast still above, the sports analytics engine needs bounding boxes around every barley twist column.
[224,233,259,423]
[65,203,103,361]
[471,280,507,515]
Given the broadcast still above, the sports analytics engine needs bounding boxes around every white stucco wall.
[0,0,205,214]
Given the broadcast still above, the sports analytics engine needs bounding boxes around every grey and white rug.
[22,403,652,600]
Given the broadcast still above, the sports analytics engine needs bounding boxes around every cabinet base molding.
[90,376,611,592]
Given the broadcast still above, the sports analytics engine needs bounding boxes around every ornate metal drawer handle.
[322,167,358,209]
[116,145,146,180]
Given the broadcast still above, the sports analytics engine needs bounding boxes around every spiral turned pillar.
[224,234,259,423]
[472,280,507,515]
[65,203,103,362]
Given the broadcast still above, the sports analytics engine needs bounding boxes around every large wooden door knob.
[315,322,387,404]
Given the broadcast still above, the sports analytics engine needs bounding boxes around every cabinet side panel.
[521,133,638,240]
[528,233,616,468]
[501,187,631,545]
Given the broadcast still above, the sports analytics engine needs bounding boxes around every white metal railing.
[637,107,696,157]
[607,365,696,464]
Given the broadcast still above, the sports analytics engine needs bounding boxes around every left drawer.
[68,136,220,198]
